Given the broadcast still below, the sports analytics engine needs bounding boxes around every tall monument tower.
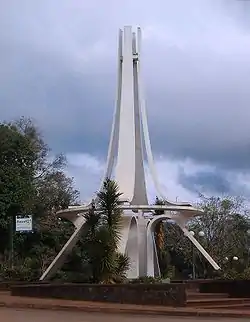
[40,26,220,281]
[102,26,148,205]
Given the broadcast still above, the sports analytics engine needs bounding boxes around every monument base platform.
[10,282,186,307]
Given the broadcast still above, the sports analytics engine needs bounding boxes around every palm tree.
[84,179,130,283]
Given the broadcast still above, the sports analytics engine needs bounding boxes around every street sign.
[15,215,33,232]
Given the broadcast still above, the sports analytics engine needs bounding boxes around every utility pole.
[9,215,14,270]
[7,203,19,270]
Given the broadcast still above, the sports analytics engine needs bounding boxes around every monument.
[40,26,220,280]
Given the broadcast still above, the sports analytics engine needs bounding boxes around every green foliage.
[159,195,250,279]
[114,253,130,282]
[189,195,250,277]
[220,267,250,280]
[0,117,79,280]
[0,123,36,218]
[129,276,162,284]
[84,179,129,283]
[0,262,34,281]
[1,116,249,284]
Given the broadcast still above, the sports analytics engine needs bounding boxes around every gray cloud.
[178,169,231,195]
[1,0,250,196]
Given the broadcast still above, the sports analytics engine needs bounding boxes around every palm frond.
[115,253,130,278]
[97,178,123,247]
[84,179,130,283]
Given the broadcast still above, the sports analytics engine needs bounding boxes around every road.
[0,308,247,321]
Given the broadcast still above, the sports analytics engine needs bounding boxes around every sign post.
[15,215,33,233]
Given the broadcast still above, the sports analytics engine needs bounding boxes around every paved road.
[0,308,247,321]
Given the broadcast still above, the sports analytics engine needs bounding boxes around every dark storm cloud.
[178,167,250,198]
[178,169,231,195]
[1,0,250,173]
[0,39,115,155]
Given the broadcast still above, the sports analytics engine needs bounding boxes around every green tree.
[190,196,250,277]
[14,117,79,214]
[0,122,37,263]
[162,195,250,279]
[0,117,79,279]
[0,123,36,220]
[84,179,130,283]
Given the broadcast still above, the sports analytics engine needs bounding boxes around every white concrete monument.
[40,26,220,281]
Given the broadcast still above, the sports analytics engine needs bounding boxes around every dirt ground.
[0,308,248,322]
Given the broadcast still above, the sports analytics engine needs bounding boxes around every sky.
[1,0,250,203]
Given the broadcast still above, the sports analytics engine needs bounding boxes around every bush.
[129,276,162,284]
[220,268,250,280]
[0,263,37,281]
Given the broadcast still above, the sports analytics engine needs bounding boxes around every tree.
[33,171,79,216]
[161,195,250,279]
[189,195,250,277]
[14,117,79,214]
[0,122,38,262]
[0,117,79,279]
[0,123,36,219]
[84,179,130,283]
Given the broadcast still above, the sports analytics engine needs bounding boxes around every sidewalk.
[0,291,250,319]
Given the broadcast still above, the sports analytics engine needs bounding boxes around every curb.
[0,301,250,318]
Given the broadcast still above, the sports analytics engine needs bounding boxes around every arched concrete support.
[118,214,137,254]
[146,213,173,277]
[172,211,220,270]
[137,212,148,277]
[58,210,88,229]
[117,213,139,278]
[147,214,220,273]
[126,216,139,278]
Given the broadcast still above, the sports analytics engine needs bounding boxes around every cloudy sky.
[1,0,250,203]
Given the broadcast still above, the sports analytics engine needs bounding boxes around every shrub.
[129,276,162,284]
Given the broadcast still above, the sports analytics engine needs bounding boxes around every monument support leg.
[146,213,220,278]
[118,214,139,279]
[180,226,220,270]
[146,223,155,277]
[153,235,161,277]
[137,212,148,277]
[40,217,87,281]
[146,219,161,277]
[174,213,220,271]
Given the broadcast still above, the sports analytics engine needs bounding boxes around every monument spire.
[102,26,148,205]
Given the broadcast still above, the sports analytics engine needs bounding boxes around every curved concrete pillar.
[118,214,138,253]
[147,213,220,273]
[126,216,139,278]
[146,214,172,277]
[117,213,139,278]
[58,212,86,229]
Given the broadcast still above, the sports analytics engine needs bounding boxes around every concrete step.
[187,292,229,300]
[187,297,250,308]
[201,303,250,310]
